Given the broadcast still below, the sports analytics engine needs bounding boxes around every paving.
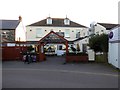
[2,56,119,88]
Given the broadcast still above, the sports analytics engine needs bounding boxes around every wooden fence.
[2,46,27,61]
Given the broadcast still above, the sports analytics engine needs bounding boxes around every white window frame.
[76,29,81,38]
[47,18,52,24]
[65,29,70,38]
[36,28,43,38]
[64,19,70,25]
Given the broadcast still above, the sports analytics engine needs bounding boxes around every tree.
[99,34,108,62]
[89,35,102,52]
[27,45,34,52]
[99,34,108,52]
[88,34,108,62]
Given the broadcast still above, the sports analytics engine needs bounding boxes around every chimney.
[19,16,22,22]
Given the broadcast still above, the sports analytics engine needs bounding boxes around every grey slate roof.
[97,23,119,30]
[27,18,87,28]
[73,36,88,42]
[0,20,20,30]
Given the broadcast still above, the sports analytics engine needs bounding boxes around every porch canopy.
[38,31,69,61]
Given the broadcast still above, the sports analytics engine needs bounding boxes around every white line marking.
[3,68,119,77]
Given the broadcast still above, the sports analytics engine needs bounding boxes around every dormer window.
[64,18,70,25]
[47,17,52,24]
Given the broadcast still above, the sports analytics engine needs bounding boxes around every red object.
[2,46,27,61]
[66,55,88,62]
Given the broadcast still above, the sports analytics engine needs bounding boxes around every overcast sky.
[0,0,119,40]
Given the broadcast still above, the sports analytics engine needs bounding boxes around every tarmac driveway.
[2,56,119,88]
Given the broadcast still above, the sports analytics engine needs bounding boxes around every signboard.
[109,27,120,42]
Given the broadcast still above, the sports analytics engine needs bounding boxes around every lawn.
[95,54,106,63]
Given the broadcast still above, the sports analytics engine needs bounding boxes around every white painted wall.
[26,26,88,41]
[94,24,106,35]
[89,23,110,36]
[118,43,120,69]
[16,21,26,41]
[80,28,89,37]
[74,37,89,52]
[109,43,119,68]
[108,27,120,69]
[87,49,95,61]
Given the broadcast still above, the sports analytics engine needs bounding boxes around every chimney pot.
[19,16,22,21]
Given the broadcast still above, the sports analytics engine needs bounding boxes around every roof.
[97,23,119,30]
[0,20,20,30]
[111,25,120,30]
[73,36,88,42]
[39,31,68,44]
[27,18,87,28]
[68,41,74,44]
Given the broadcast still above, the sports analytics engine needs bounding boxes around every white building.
[74,22,118,51]
[26,17,88,53]
[26,17,88,41]
[108,26,120,69]
[89,22,118,36]
[73,22,118,61]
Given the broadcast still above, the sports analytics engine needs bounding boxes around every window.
[76,29,80,38]
[83,33,85,36]
[47,18,52,24]
[64,18,70,25]
[59,45,62,50]
[66,19,69,23]
[96,31,99,35]
[89,29,92,32]
[76,29,81,33]
[56,32,64,37]
[65,29,70,37]
[36,28,43,38]
[83,44,87,53]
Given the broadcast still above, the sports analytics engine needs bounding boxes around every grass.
[96,54,120,71]
[95,54,106,63]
